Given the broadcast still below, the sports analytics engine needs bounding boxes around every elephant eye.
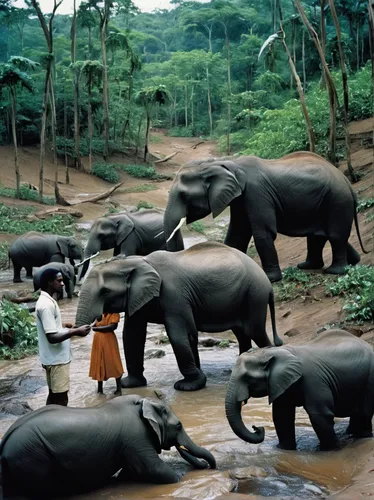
[176,422,182,431]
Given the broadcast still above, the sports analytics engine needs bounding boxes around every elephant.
[225,329,374,451]
[8,231,83,283]
[164,152,368,282]
[33,262,76,299]
[79,209,184,280]
[75,241,282,392]
[0,394,216,499]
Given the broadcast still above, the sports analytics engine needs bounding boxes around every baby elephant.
[225,329,374,451]
[0,394,216,499]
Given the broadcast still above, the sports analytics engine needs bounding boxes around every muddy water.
[0,220,371,499]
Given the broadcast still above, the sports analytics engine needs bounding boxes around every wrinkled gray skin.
[225,330,374,451]
[0,394,215,499]
[75,242,282,392]
[8,231,83,283]
[164,152,367,282]
[33,262,76,299]
[80,209,184,280]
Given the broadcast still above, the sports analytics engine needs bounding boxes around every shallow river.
[0,232,372,499]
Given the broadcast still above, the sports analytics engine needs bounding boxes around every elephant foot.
[26,275,33,280]
[121,374,147,388]
[324,263,347,275]
[297,259,324,270]
[266,269,283,283]
[13,278,23,283]
[318,441,340,451]
[277,440,296,451]
[174,371,207,391]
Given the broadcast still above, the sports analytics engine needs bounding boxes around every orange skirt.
[89,331,124,381]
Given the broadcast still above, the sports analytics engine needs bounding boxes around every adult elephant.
[75,242,282,392]
[79,209,184,280]
[164,152,367,282]
[225,329,374,451]
[0,394,215,499]
[8,231,83,283]
[33,262,76,299]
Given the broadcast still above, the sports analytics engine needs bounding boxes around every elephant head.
[139,397,216,469]
[225,348,302,444]
[56,236,83,266]
[80,214,135,280]
[164,159,246,250]
[75,255,161,326]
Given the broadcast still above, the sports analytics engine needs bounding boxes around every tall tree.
[29,0,63,202]
[71,0,82,170]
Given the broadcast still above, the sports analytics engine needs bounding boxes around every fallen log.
[59,182,125,206]
[191,141,204,149]
[28,207,84,220]
[154,151,178,163]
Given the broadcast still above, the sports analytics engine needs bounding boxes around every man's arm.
[92,323,118,333]
[47,325,91,344]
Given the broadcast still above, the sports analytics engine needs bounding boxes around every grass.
[92,162,172,184]
[0,300,38,360]
[0,242,9,270]
[357,197,374,212]
[120,184,158,194]
[0,203,75,235]
[137,200,155,210]
[0,183,55,205]
[274,267,327,302]
[190,221,205,234]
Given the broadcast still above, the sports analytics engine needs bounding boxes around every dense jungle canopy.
[0,0,373,200]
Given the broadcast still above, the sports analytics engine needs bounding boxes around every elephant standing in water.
[33,262,76,299]
[164,152,367,282]
[79,209,184,280]
[225,330,374,451]
[75,242,282,391]
[0,394,215,499]
[8,231,83,283]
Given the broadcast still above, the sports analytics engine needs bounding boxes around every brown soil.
[0,119,373,498]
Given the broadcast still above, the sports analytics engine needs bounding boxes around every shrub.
[120,164,159,179]
[0,300,38,360]
[91,163,120,183]
[190,221,205,234]
[168,126,194,138]
[0,242,9,270]
[357,197,374,213]
[274,267,325,302]
[137,200,155,210]
[0,183,55,205]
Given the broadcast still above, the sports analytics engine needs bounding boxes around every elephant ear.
[56,237,69,257]
[141,399,164,452]
[202,162,246,218]
[127,257,161,316]
[268,349,302,404]
[115,215,135,247]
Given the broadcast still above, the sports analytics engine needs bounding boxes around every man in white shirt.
[35,268,91,406]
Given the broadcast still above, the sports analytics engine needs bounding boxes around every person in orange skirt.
[89,313,124,395]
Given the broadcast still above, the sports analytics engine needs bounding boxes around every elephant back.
[9,232,53,266]
[131,209,177,254]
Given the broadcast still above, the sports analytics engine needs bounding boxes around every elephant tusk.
[154,231,164,239]
[179,445,189,451]
[75,251,100,268]
[166,217,186,243]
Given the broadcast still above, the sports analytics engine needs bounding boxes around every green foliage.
[357,198,374,213]
[190,221,205,233]
[137,200,155,209]
[0,300,38,360]
[119,164,159,179]
[274,267,325,302]
[0,203,74,235]
[168,126,194,137]
[218,339,230,348]
[325,266,374,322]
[0,242,9,270]
[55,137,127,159]
[121,184,157,194]
[0,183,55,205]
[91,162,120,183]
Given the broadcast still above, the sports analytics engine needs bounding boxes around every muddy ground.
[0,119,373,499]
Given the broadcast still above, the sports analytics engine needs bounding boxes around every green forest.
[0,0,373,201]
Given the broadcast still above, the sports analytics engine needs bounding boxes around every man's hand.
[74,325,91,337]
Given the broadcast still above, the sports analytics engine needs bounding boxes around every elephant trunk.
[80,241,101,280]
[164,191,187,252]
[176,430,216,470]
[75,286,103,327]
[225,378,265,444]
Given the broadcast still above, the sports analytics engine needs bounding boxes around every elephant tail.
[353,200,369,254]
[269,289,283,346]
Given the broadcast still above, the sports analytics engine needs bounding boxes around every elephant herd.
[2,151,373,498]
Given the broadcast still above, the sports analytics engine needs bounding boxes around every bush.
[0,203,75,235]
[0,300,38,360]
[120,164,159,179]
[0,183,55,205]
[55,136,127,159]
[274,267,325,302]
[137,200,155,210]
[168,126,194,138]
[0,242,9,270]
[357,197,374,213]
[190,221,205,233]
[91,163,120,183]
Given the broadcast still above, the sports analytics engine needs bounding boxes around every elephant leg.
[118,452,180,484]
[246,292,273,349]
[25,267,33,279]
[232,327,252,354]
[347,415,373,438]
[224,197,252,253]
[297,235,326,270]
[165,314,206,391]
[273,398,297,450]
[121,315,147,389]
[308,413,339,450]
[325,237,349,275]
[253,231,282,282]
[347,243,360,265]
[12,262,23,283]
[189,333,200,370]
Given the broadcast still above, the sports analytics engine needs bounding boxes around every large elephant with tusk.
[164,152,368,282]
[0,394,216,498]
[79,209,184,280]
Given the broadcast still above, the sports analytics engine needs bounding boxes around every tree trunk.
[48,74,59,196]
[135,115,142,158]
[64,91,70,184]
[206,64,213,137]
[225,27,231,155]
[101,17,109,161]
[191,84,194,134]
[88,85,93,172]
[295,0,338,165]
[184,83,188,127]
[302,29,306,92]
[10,88,20,198]
[71,0,81,170]
[144,112,150,162]
[329,0,357,181]
[39,63,52,202]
